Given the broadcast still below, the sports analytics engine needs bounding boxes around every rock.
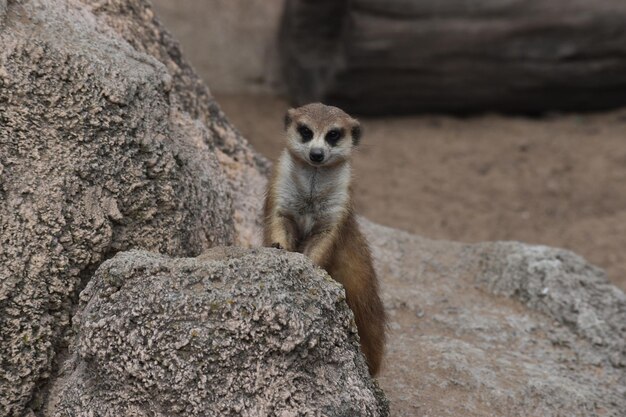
[279,0,626,115]
[362,219,626,417]
[51,248,389,417]
[78,0,270,244]
[0,0,267,414]
[476,242,626,368]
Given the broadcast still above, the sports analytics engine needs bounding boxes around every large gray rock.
[363,220,626,417]
[0,0,268,414]
[76,0,270,244]
[51,248,389,417]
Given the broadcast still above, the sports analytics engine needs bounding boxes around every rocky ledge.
[49,248,388,416]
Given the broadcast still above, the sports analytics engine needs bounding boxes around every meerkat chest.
[276,163,350,237]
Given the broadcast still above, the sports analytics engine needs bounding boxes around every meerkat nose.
[309,148,325,163]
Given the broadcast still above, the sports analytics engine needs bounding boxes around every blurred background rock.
[152,0,626,290]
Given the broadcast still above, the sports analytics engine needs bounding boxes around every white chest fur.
[275,151,351,237]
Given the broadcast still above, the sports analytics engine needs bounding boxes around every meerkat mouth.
[308,159,325,167]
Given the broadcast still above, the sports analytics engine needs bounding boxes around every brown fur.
[263,103,386,375]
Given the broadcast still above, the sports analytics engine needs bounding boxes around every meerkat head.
[283,103,361,167]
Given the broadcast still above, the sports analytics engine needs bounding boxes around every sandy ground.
[217,94,626,291]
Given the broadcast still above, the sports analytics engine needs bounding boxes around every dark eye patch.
[325,128,343,146]
[297,124,313,142]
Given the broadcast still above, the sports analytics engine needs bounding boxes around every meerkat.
[263,103,386,375]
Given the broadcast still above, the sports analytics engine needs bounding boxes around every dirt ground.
[217,94,626,291]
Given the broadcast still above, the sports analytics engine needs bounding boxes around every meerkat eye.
[325,128,343,146]
[297,124,313,142]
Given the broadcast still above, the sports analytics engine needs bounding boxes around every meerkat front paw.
[271,242,284,250]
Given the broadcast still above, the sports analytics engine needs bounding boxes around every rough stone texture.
[476,242,626,368]
[362,220,626,417]
[279,0,626,115]
[77,0,270,245]
[0,0,267,415]
[51,248,389,417]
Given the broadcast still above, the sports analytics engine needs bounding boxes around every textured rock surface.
[363,220,626,417]
[51,248,388,417]
[0,0,266,414]
[79,0,270,245]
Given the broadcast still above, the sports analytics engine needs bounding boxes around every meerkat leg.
[267,212,297,251]
[301,224,340,267]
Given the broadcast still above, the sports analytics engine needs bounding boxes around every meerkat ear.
[351,121,362,146]
[284,109,296,130]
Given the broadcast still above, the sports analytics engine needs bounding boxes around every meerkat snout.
[309,148,325,163]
